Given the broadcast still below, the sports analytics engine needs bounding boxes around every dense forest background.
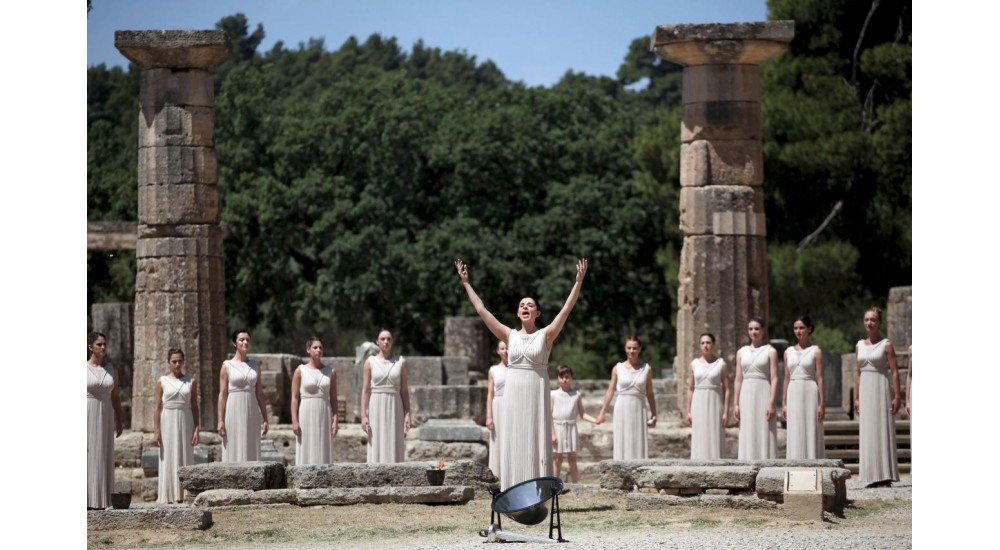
[87,0,911,378]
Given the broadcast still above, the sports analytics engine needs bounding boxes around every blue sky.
[87,0,768,87]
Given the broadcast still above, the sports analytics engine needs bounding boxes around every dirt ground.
[86,481,912,549]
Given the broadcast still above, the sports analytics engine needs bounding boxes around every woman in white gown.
[292,336,338,465]
[217,329,269,462]
[87,331,124,509]
[781,316,825,459]
[455,257,587,490]
[486,341,509,477]
[362,329,411,463]
[686,332,729,459]
[154,348,199,503]
[596,336,657,460]
[855,307,900,487]
[733,318,778,459]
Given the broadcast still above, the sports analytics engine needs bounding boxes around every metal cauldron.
[491,476,563,526]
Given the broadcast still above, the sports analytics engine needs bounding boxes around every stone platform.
[87,508,212,530]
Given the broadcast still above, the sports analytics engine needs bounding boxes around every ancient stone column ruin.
[115,30,232,432]
[651,22,793,408]
[444,316,488,377]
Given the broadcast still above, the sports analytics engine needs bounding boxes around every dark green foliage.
[87,4,910,365]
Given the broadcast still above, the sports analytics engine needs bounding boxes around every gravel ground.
[88,475,911,549]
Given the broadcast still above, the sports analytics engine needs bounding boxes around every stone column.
[444,316,488,376]
[887,286,911,367]
[651,22,794,409]
[115,31,232,432]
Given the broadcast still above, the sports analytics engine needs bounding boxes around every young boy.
[551,365,598,482]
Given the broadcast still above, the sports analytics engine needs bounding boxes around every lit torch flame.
[438,460,446,470]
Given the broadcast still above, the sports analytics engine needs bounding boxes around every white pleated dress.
[367,356,405,463]
[785,346,825,459]
[498,328,552,490]
[690,358,725,459]
[296,364,334,465]
[87,363,116,509]
[857,339,899,485]
[488,364,507,476]
[551,388,581,453]
[222,359,262,462]
[612,363,650,460]
[157,375,195,503]
[737,345,777,460]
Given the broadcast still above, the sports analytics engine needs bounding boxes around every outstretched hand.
[575,258,588,283]
[455,259,470,284]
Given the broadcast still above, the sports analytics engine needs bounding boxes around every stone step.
[825,448,911,460]
[824,434,910,445]
[823,420,910,433]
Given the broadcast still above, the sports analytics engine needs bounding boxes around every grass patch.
[844,500,899,519]
[97,537,113,545]
[688,518,721,528]
[563,504,616,513]
[246,528,289,543]
[732,518,769,527]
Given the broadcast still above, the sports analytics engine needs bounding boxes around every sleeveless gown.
[488,364,507,476]
[87,363,115,508]
[737,345,777,459]
[499,328,552,490]
[858,339,899,485]
[551,388,581,453]
[222,359,262,462]
[157,374,195,503]
[785,346,825,459]
[690,358,725,459]
[613,363,650,460]
[296,364,334,465]
[367,356,405,463]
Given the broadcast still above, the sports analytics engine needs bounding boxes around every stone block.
[406,356,445,386]
[179,462,285,495]
[755,466,851,512]
[191,488,253,507]
[295,486,474,506]
[679,185,764,236]
[114,431,154,468]
[699,494,777,509]
[138,146,218,185]
[116,30,233,70]
[888,286,912,354]
[136,256,223,293]
[286,459,496,496]
[139,68,215,108]
[681,65,761,104]
[418,419,486,442]
[250,489,298,505]
[600,459,844,491]
[626,493,689,510]
[88,508,213,530]
[651,22,795,66]
[410,385,488,426]
[261,439,286,465]
[680,140,763,187]
[138,183,220,225]
[681,101,760,142]
[841,354,857,412]
[781,468,825,521]
[139,105,215,148]
[635,465,758,490]
[326,356,356,421]
[444,316,489,375]
[442,356,470,385]
[407,440,489,466]
[141,477,159,502]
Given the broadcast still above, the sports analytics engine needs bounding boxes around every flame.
[438,459,446,470]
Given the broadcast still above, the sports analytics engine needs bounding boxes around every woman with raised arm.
[486,340,509,478]
[781,316,825,459]
[733,318,778,459]
[455,257,587,490]
[595,336,657,460]
[292,336,338,465]
[361,328,411,463]
[217,329,269,462]
[154,348,200,503]
[855,307,900,488]
[87,331,124,509]
[686,333,729,459]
